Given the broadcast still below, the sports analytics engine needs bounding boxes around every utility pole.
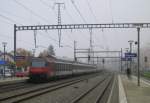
[54,3,65,47]
[32,49,36,57]
[89,28,94,64]
[125,48,129,71]
[102,58,105,69]
[74,41,77,61]
[121,48,123,72]
[34,30,37,48]
[2,42,7,78]
[137,27,140,86]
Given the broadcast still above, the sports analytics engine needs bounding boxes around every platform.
[119,74,150,103]
[0,77,28,85]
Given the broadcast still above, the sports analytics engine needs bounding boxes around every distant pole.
[137,27,140,86]
[102,58,105,69]
[14,24,17,76]
[125,48,129,71]
[74,41,77,61]
[32,49,36,57]
[121,48,123,72]
[89,28,94,64]
[54,3,65,47]
[97,56,98,64]
[14,24,16,62]
[34,30,37,48]
[128,40,134,73]
[2,42,7,78]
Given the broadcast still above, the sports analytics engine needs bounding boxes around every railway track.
[0,73,105,103]
[70,75,114,103]
[0,82,35,93]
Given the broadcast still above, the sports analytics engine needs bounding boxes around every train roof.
[31,56,96,67]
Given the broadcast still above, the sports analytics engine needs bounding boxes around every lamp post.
[128,40,134,74]
[137,27,140,86]
[125,48,129,71]
[2,42,7,78]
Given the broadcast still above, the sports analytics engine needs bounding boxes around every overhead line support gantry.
[14,22,150,86]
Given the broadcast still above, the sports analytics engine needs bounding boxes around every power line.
[65,9,76,23]
[39,0,57,17]
[13,0,50,23]
[0,14,22,25]
[39,0,53,9]
[0,9,29,23]
[39,0,75,45]
[0,34,35,46]
[38,31,73,48]
[0,17,13,25]
[70,0,87,23]
[13,0,72,48]
[108,0,114,23]
[86,0,98,23]
[0,14,62,49]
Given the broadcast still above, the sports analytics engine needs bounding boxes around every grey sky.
[0,0,150,58]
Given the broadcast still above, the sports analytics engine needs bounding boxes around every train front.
[29,58,52,81]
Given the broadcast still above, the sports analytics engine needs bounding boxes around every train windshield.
[32,61,46,67]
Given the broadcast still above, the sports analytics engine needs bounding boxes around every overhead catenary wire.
[14,0,88,48]
[13,0,50,23]
[0,14,61,45]
[86,0,98,23]
[39,0,73,47]
[0,10,73,51]
[38,30,73,48]
[1,0,89,50]
[0,33,35,47]
[39,0,77,46]
[0,1,74,58]
[0,14,22,25]
[13,0,73,48]
[70,0,87,23]
[39,0,57,17]
[0,17,13,25]
[108,0,114,23]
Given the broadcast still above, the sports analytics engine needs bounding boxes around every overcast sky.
[0,0,150,59]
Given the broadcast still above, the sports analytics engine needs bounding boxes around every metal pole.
[137,27,140,86]
[14,24,16,76]
[121,48,123,72]
[97,56,98,64]
[126,48,129,72]
[2,42,7,78]
[3,45,6,78]
[102,58,105,69]
[54,3,64,47]
[128,40,133,73]
[74,41,77,61]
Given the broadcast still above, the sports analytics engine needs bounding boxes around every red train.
[29,57,97,81]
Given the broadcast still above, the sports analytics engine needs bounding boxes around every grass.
[143,72,150,78]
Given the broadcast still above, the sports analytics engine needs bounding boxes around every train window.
[58,63,60,71]
[45,62,49,66]
[59,64,61,71]
[32,61,45,67]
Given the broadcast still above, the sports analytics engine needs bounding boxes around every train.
[29,56,98,81]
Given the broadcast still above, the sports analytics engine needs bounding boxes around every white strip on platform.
[118,75,127,103]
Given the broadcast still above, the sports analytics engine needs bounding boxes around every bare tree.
[47,45,55,56]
